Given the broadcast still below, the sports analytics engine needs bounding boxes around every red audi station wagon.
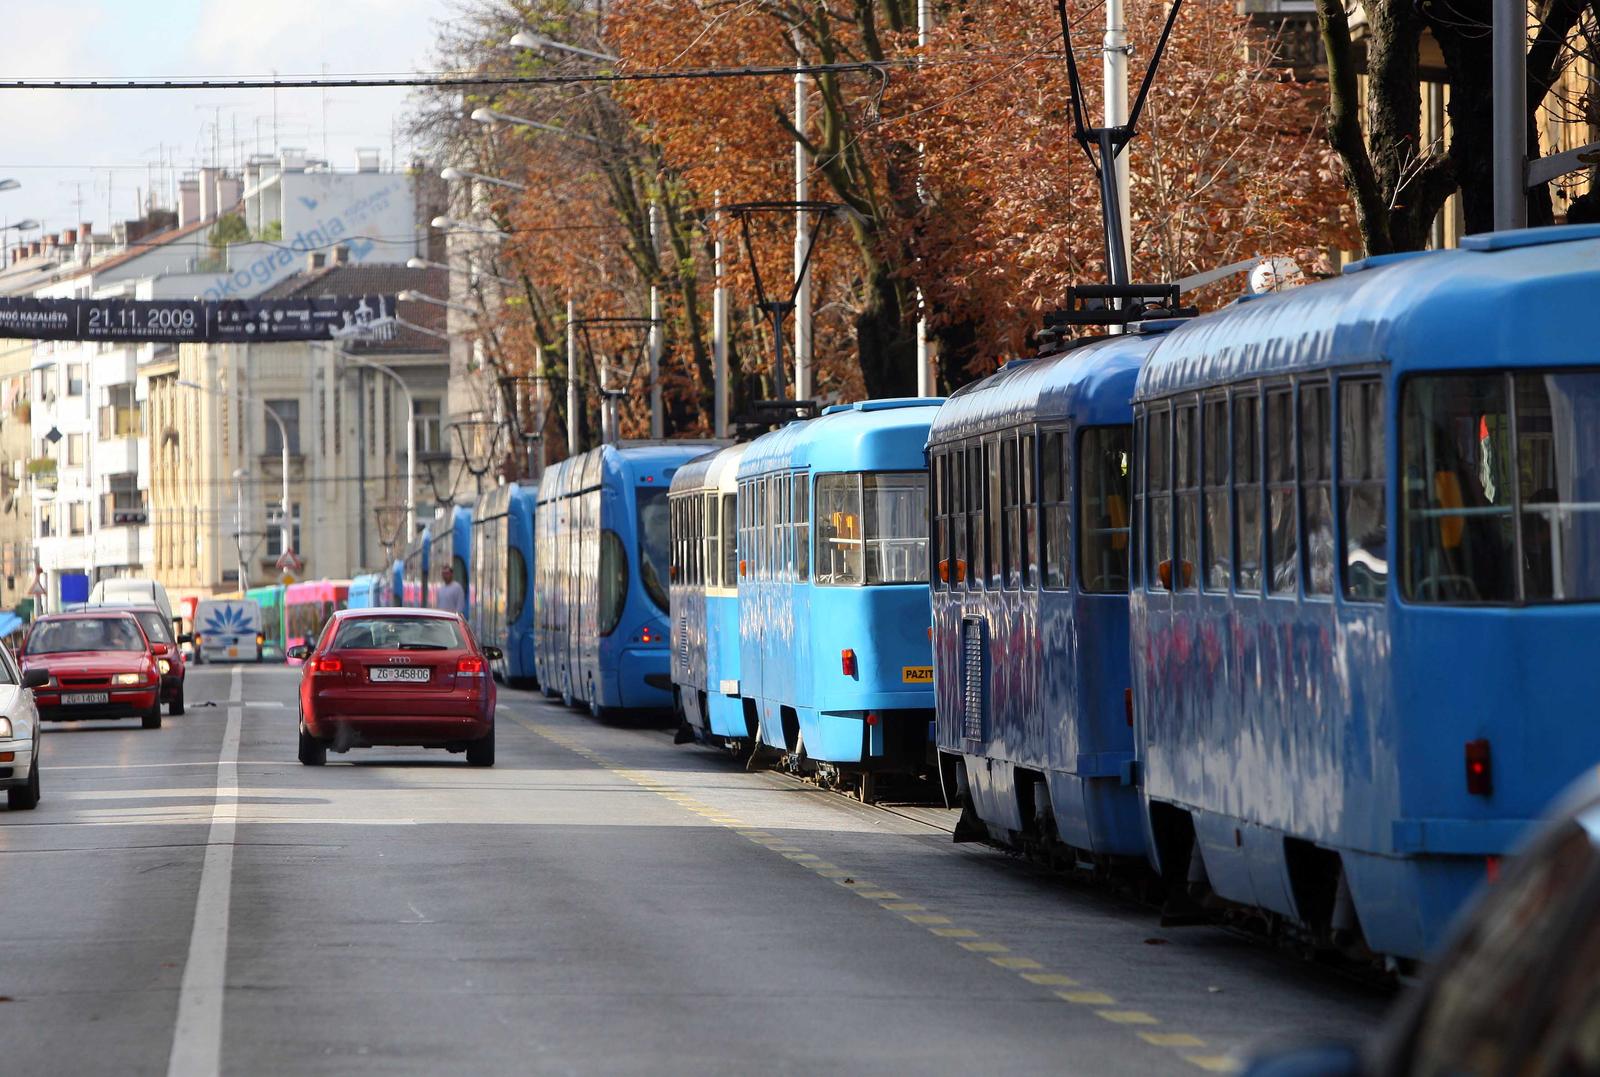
[289,608,501,767]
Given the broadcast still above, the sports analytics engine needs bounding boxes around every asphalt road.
[0,664,1390,1075]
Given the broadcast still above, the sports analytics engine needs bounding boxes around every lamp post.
[177,380,292,561]
[469,107,616,148]
[231,467,250,588]
[440,165,528,192]
[319,344,418,547]
[398,288,479,316]
[406,256,517,288]
[429,215,510,242]
[507,30,619,63]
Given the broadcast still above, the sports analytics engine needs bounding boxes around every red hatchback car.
[20,611,165,728]
[289,608,501,767]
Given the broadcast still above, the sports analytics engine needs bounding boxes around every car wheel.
[465,725,495,767]
[298,728,327,766]
[7,757,39,810]
[170,685,185,716]
[141,705,162,730]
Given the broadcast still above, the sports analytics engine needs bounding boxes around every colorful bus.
[284,579,349,663]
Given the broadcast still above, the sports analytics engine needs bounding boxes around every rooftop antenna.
[1055,0,1184,288]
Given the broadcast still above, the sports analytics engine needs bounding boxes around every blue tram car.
[1131,224,1600,963]
[534,441,720,716]
[385,558,403,607]
[669,444,749,747]
[428,504,474,613]
[402,527,429,608]
[737,400,942,784]
[346,573,383,609]
[929,332,1158,858]
[471,482,538,685]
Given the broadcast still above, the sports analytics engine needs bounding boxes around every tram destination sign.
[0,294,400,344]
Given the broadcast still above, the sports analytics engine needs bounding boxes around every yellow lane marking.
[513,714,1225,1072]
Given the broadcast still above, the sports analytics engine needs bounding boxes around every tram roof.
[928,331,1161,446]
[738,398,943,478]
[670,442,749,497]
[1135,224,1600,401]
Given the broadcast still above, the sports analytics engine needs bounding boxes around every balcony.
[27,457,56,493]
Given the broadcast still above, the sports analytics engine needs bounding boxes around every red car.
[20,611,165,729]
[95,604,188,714]
[289,608,501,767]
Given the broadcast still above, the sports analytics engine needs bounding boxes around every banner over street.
[0,295,401,344]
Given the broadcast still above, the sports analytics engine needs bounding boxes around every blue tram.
[1131,224,1600,962]
[737,400,942,778]
[384,558,403,607]
[929,332,1158,857]
[428,504,473,613]
[346,573,383,609]
[534,441,720,716]
[402,527,430,608]
[471,482,538,685]
[669,444,749,747]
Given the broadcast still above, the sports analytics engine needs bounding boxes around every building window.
[101,476,146,526]
[416,397,443,454]
[265,502,303,557]
[99,384,140,439]
[66,433,85,467]
[66,364,84,395]
[68,502,86,536]
[38,504,53,539]
[264,399,301,456]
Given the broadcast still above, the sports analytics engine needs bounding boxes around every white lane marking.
[241,701,283,709]
[165,668,243,1077]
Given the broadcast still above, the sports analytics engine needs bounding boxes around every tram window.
[1234,393,1263,593]
[951,450,968,587]
[1202,395,1231,591]
[967,445,985,590]
[1175,402,1199,592]
[706,492,719,588]
[987,440,1003,588]
[723,493,738,586]
[1042,430,1069,590]
[1515,372,1600,602]
[1401,375,1516,603]
[795,472,811,583]
[1146,407,1172,592]
[1001,436,1020,590]
[864,472,930,585]
[1266,387,1298,596]
[1080,425,1132,593]
[1340,379,1387,601]
[1301,382,1334,596]
[931,454,946,590]
[816,473,864,584]
[598,530,629,635]
[1021,433,1039,589]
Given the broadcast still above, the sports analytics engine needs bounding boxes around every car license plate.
[63,692,110,705]
[370,667,430,683]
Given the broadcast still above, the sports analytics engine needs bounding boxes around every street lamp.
[469,107,612,148]
[430,214,510,242]
[2,220,39,232]
[177,380,292,561]
[406,256,517,288]
[0,180,18,193]
[320,344,417,544]
[440,166,528,192]
[399,288,479,316]
[507,30,619,63]
[231,467,251,588]
[394,315,452,342]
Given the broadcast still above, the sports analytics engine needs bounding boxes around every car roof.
[87,603,163,614]
[332,606,462,620]
[37,609,142,621]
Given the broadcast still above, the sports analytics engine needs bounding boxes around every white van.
[193,598,264,664]
[87,578,173,626]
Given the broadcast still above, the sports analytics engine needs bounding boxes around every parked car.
[91,604,188,715]
[193,597,265,664]
[289,608,501,767]
[1243,768,1600,1076]
[19,612,164,729]
[0,642,40,810]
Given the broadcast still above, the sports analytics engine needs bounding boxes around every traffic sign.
[275,549,304,573]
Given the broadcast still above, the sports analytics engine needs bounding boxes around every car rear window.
[331,617,465,651]
[29,617,146,653]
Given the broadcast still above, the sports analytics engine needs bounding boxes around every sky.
[0,0,457,240]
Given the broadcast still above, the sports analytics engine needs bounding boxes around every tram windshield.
[1402,371,1600,604]
[636,487,671,612]
[815,471,929,586]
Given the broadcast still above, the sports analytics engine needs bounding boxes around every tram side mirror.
[21,669,49,690]
[483,646,504,662]
[285,645,311,661]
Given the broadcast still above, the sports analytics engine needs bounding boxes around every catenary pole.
[793,30,813,402]
[1493,0,1527,230]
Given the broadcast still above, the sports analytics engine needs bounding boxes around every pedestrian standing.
[434,564,466,617]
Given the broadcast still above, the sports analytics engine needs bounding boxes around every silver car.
[1,645,40,810]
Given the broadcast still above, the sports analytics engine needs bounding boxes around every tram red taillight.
[1466,739,1493,797]
[841,649,857,678]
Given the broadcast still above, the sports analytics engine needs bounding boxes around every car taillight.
[457,656,486,675]
[841,649,857,677]
[311,657,343,674]
[1466,738,1492,796]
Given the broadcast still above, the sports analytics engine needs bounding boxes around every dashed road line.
[510,712,1238,1073]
